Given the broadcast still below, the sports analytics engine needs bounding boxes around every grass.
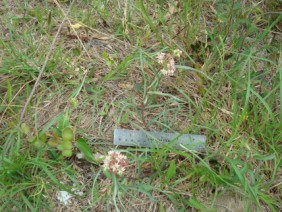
[0,0,281,211]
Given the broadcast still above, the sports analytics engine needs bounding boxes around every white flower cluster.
[156,49,182,76]
[156,52,166,64]
[103,151,127,176]
[173,49,182,58]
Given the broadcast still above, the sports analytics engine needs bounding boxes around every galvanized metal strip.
[114,129,206,151]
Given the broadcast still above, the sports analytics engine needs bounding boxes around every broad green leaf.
[62,127,74,141]
[61,140,73,150]
[62,150,73,157]
[76,138,94,162]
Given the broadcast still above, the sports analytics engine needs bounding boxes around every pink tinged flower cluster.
[166,57,176,76]
[156,52,178,76]
[156,52,166,64]
[103,151,127,176]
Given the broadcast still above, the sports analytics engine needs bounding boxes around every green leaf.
[98,104,109,116]
[47,139,59,148]
[62,149,73,157]
[175,65,214,81]
[159,201,165,212]
[62,127,74,141]
[135,184,154,192]
[57,114,70,130]
[21,192,36,211]
[34,140,45,149]
[76,138,94,162]
[134,83,142,92]
[39,114,65,135]
[253,154,275,161]
[102,51,109,61]
[57,144,63,151]
[103,170,113,179]
[48,149,59,160]
[7,79,12,103]
[47,10,52,27]
[102,51,114,66]
[35,6,43,23]
[61,140,73,150]
[20,123,30,135]
[166,160,176,182]
[103,54,135,81]
[72,48,81,56]
[28,136,36,143]
[121,113,129,124]
[127,183,155,202]
[70,82,84,98]
[188,198,207,211]
[39,133,47,143]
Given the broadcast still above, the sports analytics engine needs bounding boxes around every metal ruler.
[114,129,206,151]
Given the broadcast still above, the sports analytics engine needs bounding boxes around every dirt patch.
[207,192,271,212]
[210,192,245,212]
